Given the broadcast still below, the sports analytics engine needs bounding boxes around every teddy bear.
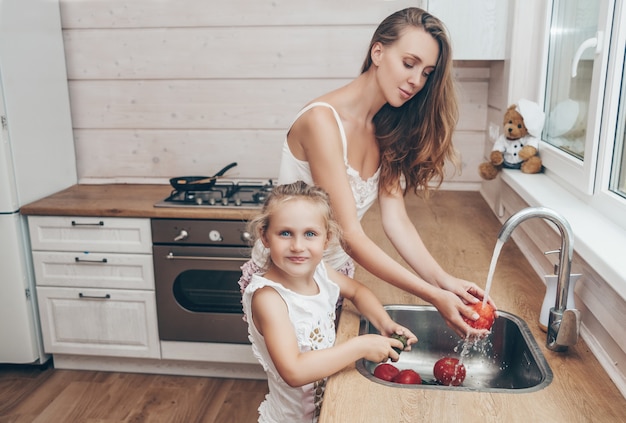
[479,99,545,180]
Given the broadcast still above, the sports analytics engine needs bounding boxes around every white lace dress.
[241,261,340,423]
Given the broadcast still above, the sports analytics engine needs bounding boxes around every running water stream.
[457,239,505,371]
[483,239,504,306]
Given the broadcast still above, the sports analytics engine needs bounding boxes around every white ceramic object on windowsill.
[539,273,582,332]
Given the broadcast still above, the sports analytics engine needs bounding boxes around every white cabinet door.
[37,286,160,358]
[428,0,508,60]
[28,216,152,253]
[0,79,19,212]
[32,251,154,290]
[0,214,43,363]
[0,0,76,205]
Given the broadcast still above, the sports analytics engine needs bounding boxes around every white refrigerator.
[0,0,77,364]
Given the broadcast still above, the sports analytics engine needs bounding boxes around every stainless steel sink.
[356,305,553,393]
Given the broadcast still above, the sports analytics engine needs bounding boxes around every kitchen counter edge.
[19,184,257,220]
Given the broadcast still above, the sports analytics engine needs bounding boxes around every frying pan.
[169,162,238,191]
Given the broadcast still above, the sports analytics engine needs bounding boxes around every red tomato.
[391,369,422,385]
[463,302,496,330]
[373,363,400,382]
[433,357,466,386]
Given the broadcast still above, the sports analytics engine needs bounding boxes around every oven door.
[153,244,250,344]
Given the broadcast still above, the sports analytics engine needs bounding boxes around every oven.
[152,179,273,344]
[152,218,253,344]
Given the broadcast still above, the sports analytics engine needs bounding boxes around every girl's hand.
[355,334,404,363]
[380,325,418,353]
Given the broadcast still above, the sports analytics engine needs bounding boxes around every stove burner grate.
[154,180,274,208]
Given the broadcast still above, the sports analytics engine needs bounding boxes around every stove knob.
[195,197,203,205]
[209,230,223,242]
[241,231,252,243]
[254,192,267,204]
[174,230,188,241]
[208,197,216,205]
[234,197,242,207]
[221,197,229,206]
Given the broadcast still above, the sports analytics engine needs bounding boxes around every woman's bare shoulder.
[291,101,343,142]
[296,101,338,125]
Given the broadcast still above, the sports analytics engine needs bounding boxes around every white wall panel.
[68,79,348,129]
[59,0,488,185]
[73,129,285,180]
[64,27,497,81]
[60,0,423,28]
[63,27,374,79]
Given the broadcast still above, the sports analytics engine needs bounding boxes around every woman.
[243,7,494,338]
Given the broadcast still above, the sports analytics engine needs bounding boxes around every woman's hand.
[437,274,497,308]
[430,288,492,339]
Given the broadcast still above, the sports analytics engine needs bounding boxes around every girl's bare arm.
[251,286,404,387]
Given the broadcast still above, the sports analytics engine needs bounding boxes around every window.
[544,0,599,162]
[592,0,626,228]
[504,0,626,300]
[541,0,612,194]
[542,0,626,228]
[609,49,626,200]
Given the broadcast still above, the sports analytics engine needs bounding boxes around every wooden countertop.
[320,191,626,423]
[19,184,257,220]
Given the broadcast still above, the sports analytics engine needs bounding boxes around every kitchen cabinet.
[427,0,508,60]
[29,216,160,359]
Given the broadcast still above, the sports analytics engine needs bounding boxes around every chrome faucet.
[498,207,580,352]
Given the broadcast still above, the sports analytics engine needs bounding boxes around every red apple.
[463,302,496,330]
[433,357,466,386]
[392,369,422,385]
[373,363,400,382]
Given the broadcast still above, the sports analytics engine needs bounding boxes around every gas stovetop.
[154,179,274,209]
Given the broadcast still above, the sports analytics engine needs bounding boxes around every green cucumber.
[390,333,408,354]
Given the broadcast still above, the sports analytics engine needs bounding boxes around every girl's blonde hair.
[361,7,460,197]
[248,181,343,269]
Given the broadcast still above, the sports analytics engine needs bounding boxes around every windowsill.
[501,169,626,301]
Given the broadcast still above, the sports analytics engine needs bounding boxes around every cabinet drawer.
[37,286,161,359]
[32,251,154,289]
[28,216,151,253]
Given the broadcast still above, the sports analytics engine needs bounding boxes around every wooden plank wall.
[59,0,488,186]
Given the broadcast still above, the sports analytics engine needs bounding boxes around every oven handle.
[165,252,246,262]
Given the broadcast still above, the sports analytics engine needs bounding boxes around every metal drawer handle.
[71,220,104,226]
[79,293,111,300]
[75,257,108,263]
[166,252,244,262]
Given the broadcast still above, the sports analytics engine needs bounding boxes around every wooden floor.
[0,361,268,423]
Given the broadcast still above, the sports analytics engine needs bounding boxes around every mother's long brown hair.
[362,7,459,196]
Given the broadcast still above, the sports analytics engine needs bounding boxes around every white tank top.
[271,101,380,269]
[242,262,340,422]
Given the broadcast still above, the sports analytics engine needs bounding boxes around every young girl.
[242,181,417,423]
[242,7,495,338]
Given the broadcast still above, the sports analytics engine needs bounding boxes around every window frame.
[590,0,626,229]
[502,0,626,300]
[539,0,615,196]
